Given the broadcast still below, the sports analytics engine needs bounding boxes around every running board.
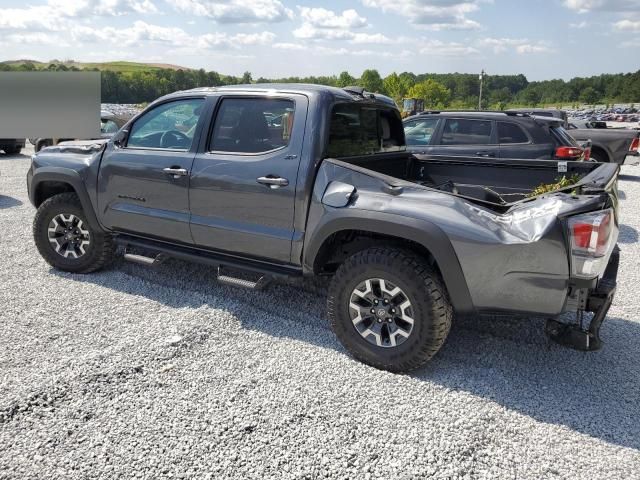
[123,252,166,267]
[216,267,269,290]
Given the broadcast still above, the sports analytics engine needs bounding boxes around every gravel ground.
[1,144,639,479]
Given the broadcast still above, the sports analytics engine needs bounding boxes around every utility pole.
[478,69,485,110]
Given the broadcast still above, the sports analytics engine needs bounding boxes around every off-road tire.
[33,193,114,273]
[327,247,453,372]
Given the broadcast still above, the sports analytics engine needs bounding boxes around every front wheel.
[33,193,114,273]
[327,248,453,372]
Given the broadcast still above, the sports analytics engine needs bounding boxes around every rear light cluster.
[555,146,584,160]
[568,209,617,278]
[630,137,639,152]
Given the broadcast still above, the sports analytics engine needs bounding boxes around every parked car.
[30,110,135,153]
[403,111,589,161]
[509,109,640,165]
[568,120,640,165]
[0,138,25,155]
[27,85,620,372]
[508,108,569,127]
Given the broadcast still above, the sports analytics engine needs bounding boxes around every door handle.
[257,176,289,188]
[163,167,188,178]
[475,151,496,158]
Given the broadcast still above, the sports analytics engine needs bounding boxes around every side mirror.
[113,129,128,147]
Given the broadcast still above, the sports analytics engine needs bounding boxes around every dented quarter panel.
[307,160,609,316]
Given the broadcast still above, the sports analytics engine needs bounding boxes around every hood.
[44,138,109,154]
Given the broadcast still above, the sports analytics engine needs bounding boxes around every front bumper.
[624,153,639,166]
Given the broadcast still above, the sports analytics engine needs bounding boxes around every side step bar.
[217,267,269,290]
[116,235,299,290]
[123,252,166,267]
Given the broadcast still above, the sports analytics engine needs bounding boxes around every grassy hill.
[0,60,190,72]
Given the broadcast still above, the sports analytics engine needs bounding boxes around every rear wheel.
[589,150,607,163]
[327,247,453,372]
[33,193,114,273]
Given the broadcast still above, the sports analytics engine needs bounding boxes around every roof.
[405,110,565,125]
[156,83,397,108]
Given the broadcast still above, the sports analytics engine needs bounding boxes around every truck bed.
[341,152,619,212]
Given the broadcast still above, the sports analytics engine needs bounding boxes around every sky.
[0,0,639,80]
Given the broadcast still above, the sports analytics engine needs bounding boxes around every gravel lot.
[1,144,639,479]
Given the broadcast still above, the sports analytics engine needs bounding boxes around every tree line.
[2,61,639,108]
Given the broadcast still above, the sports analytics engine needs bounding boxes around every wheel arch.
[30,169,102,231]
[590,144,612,163]
[305,214,475,315]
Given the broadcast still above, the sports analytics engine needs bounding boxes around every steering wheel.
[160,130,190,148]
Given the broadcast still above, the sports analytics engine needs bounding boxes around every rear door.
[188,94,308,263]
[430,117,499,158]
[497,121,550,159]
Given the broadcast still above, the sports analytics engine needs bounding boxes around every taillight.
[568,209,616,278]
[583,146,591,161]
[555,146,584,159]
[630,137,639,152]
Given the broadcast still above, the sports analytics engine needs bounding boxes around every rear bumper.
[547,245,619,351]
[624,152,639,165]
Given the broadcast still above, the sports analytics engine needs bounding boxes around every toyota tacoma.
[27,84,621,372]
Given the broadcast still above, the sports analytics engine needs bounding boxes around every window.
[101,119,119,135]
[210,98,295,154]
[498,122,529,144]
[441,119,492,145]
[404,118,438,146]
[127,98,204,150]
[326,103,404,158]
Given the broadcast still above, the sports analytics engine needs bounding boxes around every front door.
[189,95,308,263]
[97,97,206,244]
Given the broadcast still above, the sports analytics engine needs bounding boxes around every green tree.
[358,69,385,94]
[407,79,451,108]
[336,71,356,87]
[383,72,410,105]
[579,86,600,105]
[241,71,252,84]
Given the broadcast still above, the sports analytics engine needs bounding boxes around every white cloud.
[360,0,486,30]
[168,0,293,23]
[298,7,368,29]
[480,37,552,54]
[564,0,639,12]
[292,6,392,44]
[419,39,479,56]
[569,21,590,28]
[70,21,276,50]
[614,19,640,32]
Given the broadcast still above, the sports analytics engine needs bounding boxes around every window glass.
[441,119,492,145]
[550,126,579,147]
[210,98,295,153]
[404,118,438,146]
[127,98,204,150]
[101,119,119,134]
[326,103,404,157]
[497,122,529,144]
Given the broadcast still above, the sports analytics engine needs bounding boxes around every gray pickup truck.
[27,84,621,372]
[567,120,640,165]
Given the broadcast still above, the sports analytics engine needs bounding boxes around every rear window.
[550,126,579,147]
[498,122,529,144]
[326,103,404,158]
